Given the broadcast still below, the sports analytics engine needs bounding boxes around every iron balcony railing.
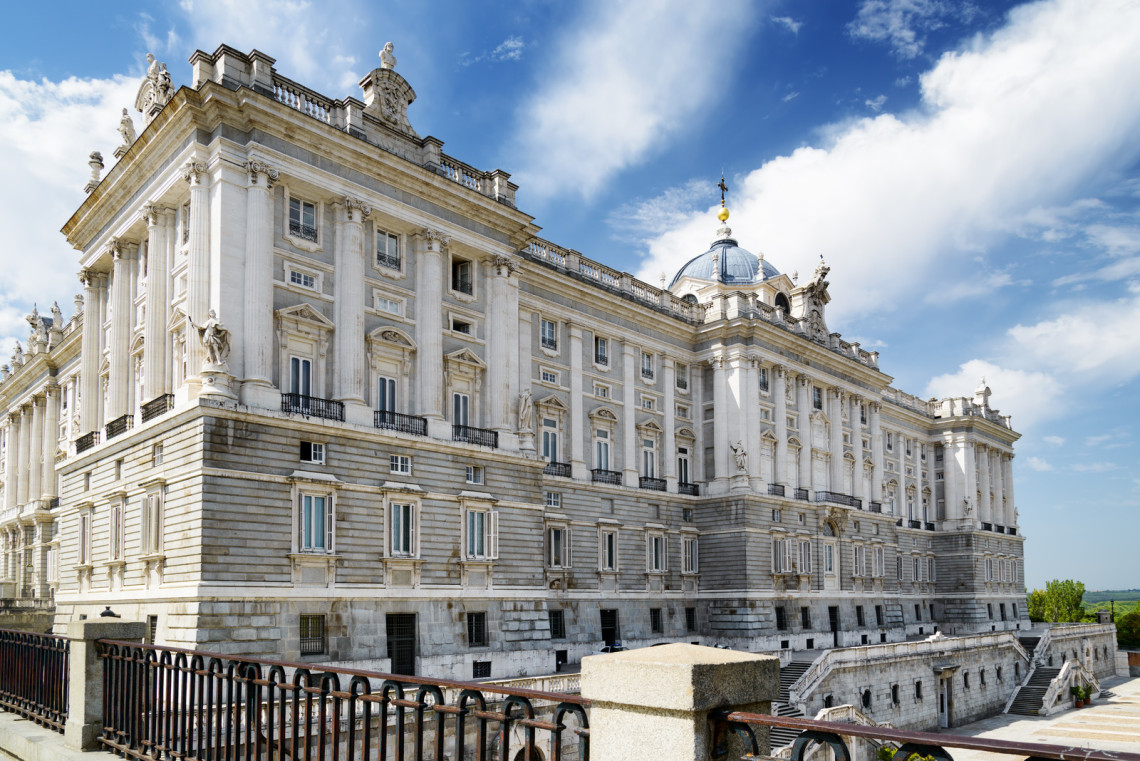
[288,219,318,241]
[453,276,473,295]
[981,522,993,531]
[924,521,936,531]
[639,477,666,492]
[95,639,588,761]
[540,335,558,350]
[75,430,99,453]
[374,410,428,436]
[453,424,498,448]
[676,375,688,390]
[868,501,882,513]
[543,461,572,478]
[376,252,400,270]
[994,524,1006,533]
[140,393,175,423]
[1008,526,1018,535]
[594,352,608,366]
[768,483,786,497]
[282,393,345,422]
[0,628,69,734]
[106,413,134,440]
[896,518,904,527]
[678,482,700,496]
[590,469,622,485]
[793,487,810,501]
[641,367,655,380]
[814,491,861,509]
[908,519,922,529]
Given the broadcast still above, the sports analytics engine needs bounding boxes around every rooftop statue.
[135,53,174,125]
[117,108,137,150]
[380,42,397,70]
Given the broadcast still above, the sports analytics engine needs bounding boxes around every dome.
[668,230,780,289]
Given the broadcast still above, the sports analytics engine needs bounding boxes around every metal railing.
[452,276,473,295]
[0,628,69,733]
[711,710,1140,761]
[374,411,428,436]
[106,413,134,440]
[281,393,345,422]
[376,252,401,270]
[95,639,589,761]
[793,488,810,501]
[140,394,175,423]
[541,335,558,350]
[994,524,1006,533]
[590,469,622,485]
[76,430,99,453]
[453,424,498,448]
[924,521,935,531]
[543,462,572,478]
[814,491,861,509]
[639,477,666,492]
[288,219,318,242]
[868,501,882,513]
[908,519,922,529]
[768,483,786,497]
[0,598,55,612]
[678,482,700,496]
[982,522,993,531]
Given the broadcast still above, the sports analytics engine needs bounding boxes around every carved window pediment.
[276,303,335,332]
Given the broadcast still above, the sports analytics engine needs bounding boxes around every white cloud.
[924,359,1064,430]
[1042,435,1065,446]
[848,0,978,59]
[771,16,803,34]
[610,179,716,243]
[1025,457,1053,472]
[783,91,800,103]
[511,0,761,200]
[490,36,526,62]
[635,0,1140,326]
[1070,461,1119,473]
[864,94,888,111]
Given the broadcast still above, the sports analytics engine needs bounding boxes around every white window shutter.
[645,535,652,570]
[489,511,499,559]
[566,528,572,569]
[598,530,604,570]
[410,505,417,557]
[325,496,334,551]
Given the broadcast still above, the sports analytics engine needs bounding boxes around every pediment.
[445,347,486,368]
[676,426,696,440]
[760,429,778,441]
[589,405,619,422]
[637,419,664,433]
[276,303,335,330]
[166,307,187,332]
[535,394,569,412]
[368,325,417,350]
[787,436,802,448]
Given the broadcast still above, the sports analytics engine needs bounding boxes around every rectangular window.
[773,538,791,573]
[600,530,618,571]
[548,527,571,568]
[465,465,484,484]
[390,455,411,474]
[886,432,894,451]
[676,404,690,419]
[594,429,611,470]
[799,540,812,574]
[775,605,787,631]
[825,544,834,574]
[860,404,867,424]
[853,545,865,577]
[677,447,691,485]
[594,336,609,366]
[593,382,610,399]
[758,367,770,392]
[876,605,884,626]
[896,556,903,580]
[542,418,559,462]
[453,393,470,426]
[290,356,312,397]
[288,197,318,241]
[675,363,689,390]
[928,557,936,582]
[915,603,922,621]
[472,661,491,679]
[641,352,655,380]
[141,493,164,555]
[812,386,823,410]
[541,368,559,384]
[299,614,326,655]
[79,512,92,565]
[377,376,397,412]
[683,536,698,573]
[390,502,416,557]
[650,607,663,634]
[467,612,487,647]
[540,319,558,350]
[914,557,921,581]
[375,295,402,315]
[874,547,885,577]
[640,396,656,410]
[451,317,473,335]
[801,606,811,629]
[451,258,473,294]
[376,229,400,269]
[300,441,325,464]
[549,610,565,639]
[641,438,657,478]
[647,534,665,572]
[289,268,317,289]
[465,509,498,560]
[109,500,124,561]
[299,493,332,552]
[856,606,865,627]
[152,443,164,466]
[545,492,561,508]
[685,607,697,632]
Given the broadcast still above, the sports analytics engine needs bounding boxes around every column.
[414,229,448,423]
[744,356,763,489]
[992,450,1005,526]
[692,363,705,483]
[828,388,844,492]
[869,402,883,502]
[28,397,43,503]
[963,439,978,523]
[142,205,170,401]
[796,375,812,491]
[241,161,277,398]
[1003,455,1016,526]
[568,324,586,479]
[773,366,788,486]
[622,342,638,486]
[978,446,992,523]
[663,357,677,490]
[710,356,729,486]
[486,257,518,435]
[16,407,30,506]
[942,436,961,520]
[79,271,105,433]
[4,414,17,510]
[107,242,134,420]
[849,394,863,502]
[41,384,60,500]
[332,197,370,413]
[913,434,924,520]
[183,160,211,381]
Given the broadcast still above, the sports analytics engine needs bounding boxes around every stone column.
[963,439,978,523]
[28,396,43,503]
[744,356,763,490]
[849,394,864,502]
[16,407,30,506]
[240,161,277,404]
[183,160,211,383]
[568,324,586,479]
[1003,455,1016,526]
[773,366,788,486]
[869,402,883,502]
[692,363,705,483]
[828,388,844,492]
[142,205,170,403]
[41,384,60,499]
[942,435,961,520]
[4,414,18,510]
[710,356,729,488]
[978,446,992,524]
[580,643,779,761]
[796,375,812,491]
[103,242,134,421]
[517,309,535,453]
[622,342,638,487]
[64,619,146,751]
[992,449,1005,525]
[332,197,371,420]
[414,230,448,428]
[663,357,677,491]
[486,256,519,438]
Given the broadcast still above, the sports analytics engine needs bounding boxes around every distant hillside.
[1084,589,1140,604]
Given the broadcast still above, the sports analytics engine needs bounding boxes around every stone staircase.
[770,659,813,750]
[1007,666,1060,715]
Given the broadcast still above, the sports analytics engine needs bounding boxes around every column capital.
[772,363,788,378]
[343,195,372,221]
[244,158,279,187]
[868,401,882,414]
[182,159,208,185]
[142,203,169,227]
[797,374,812,388]
[707,354,727,370]
[491,254,520,277]
[421,228,451,247]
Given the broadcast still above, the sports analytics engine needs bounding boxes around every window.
[892,684,900,705]
[376,229,400,269]
[152,443,164,466]
[375,295,402,315]
[906,439,913,457]
[987,603,994,620]
[79,511,92,565]
[467,612,487,647]
[540,319,558,350]
[594,336,609,366]
[799,540,812,574]
[464,508,498,560]
[641,438,657,478]
[464,465,485,484]
[541,368,559,384]
[677,447,691,485]
[390,455,411,474]
[682,508,693,522]
[548,526,571,568]
[920,443,927,461]
[685,607,697,632]
[646,533,666,572]
[453,393,470,426]
[641,352,655,380]
[860,404,867,424]
[875,605,884,626]
[873,547,885,577]
[451,257,473,294]
[472,661,491,679]
[300,441,325,464]
[913,557,921,581]
[964,671,971,688]
[801,606,811,629]
[758,367,769,392]
[812,386,823,410]
[600,529,618,571]
[109,499,125,561]
[594,429,611,470]
[390,502,417,557]
[289,268,317,289]
[593,382,610,399]
[915,681,923,700]
[676,363,689,390]
[288,197,317,241]
[640,396,656,410]
[683,536,698,573]
[299,493,332,552]
[856,606,865,627]
[545,492,561,508]
[141,492,163,555]
[146,615,159,645]
[775,606,788,631]
[650,608,663,633]
[886,432,894,451]
[451,317,472,335]
[980,668,986,686]
[299,614,326,655]
[928,557,936,582]
[896,556,903,580]
[772,509,781,522]
[290,356,312,397]
[377,376,397,412]
[676,404,690,419]
[853,545,865,577]
[549,610,566,639]
[773,537,791,573]
[914,603,922,621]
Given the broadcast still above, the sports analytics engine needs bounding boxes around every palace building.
[0,44,1032,680]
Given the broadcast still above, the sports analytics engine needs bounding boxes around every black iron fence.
[768,483,785,497]
[282,393,346,422]
[374,411,428,436]
[0,628,69,733]
[76,430,100,453]
[814,491,861,509]
[590,469,622,485]
[639,477,666,492]
[543,461,573,478]
[140,394,175,424]
[95,639,588,761]
[452,424,498,448]
[106,414,134,440]
[678,482,700,496]
[793,487,810,501]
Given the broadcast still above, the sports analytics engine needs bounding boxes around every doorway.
[600,609,619,647]
[386,613,417,676]
[938,675,952,728]
[828,606,840,647]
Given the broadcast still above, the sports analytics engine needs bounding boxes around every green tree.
[1027,589,1047,622]
[1044,579,1086,623]
[1118,611,1140,649]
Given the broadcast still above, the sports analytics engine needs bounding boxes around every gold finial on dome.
[716,174,730,222]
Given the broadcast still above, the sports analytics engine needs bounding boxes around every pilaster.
[183,160,211,384]
[107,241,135,421]
[828,387,844,492]
[332,197,371,421]
[622,341,638,487]
[240,160,279,408]
[27,396,43,503]
[568,324,586,479]
[773,365,788,485]
[15,406,30,506]
[869,402,883,502]
[142,205,170,402]
[709,355,728,492]
[663,357,677,490]
[41,384,60,500]
[3,413,17,510]
[414,229,447,425]
[797,374,812,491]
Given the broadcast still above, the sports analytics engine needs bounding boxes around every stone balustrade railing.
[1039,659,1100,715]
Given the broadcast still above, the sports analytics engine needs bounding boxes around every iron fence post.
[63,619,145,751]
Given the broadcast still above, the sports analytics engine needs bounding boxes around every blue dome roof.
[668,236,780,289]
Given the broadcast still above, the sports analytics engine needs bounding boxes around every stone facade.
[0,44,1034,682]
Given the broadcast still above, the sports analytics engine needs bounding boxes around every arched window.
[775,292,790,313]
[681,293,698,305]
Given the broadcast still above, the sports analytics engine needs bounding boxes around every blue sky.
[2,0,1138,592]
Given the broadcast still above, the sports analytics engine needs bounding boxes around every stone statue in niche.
[190,309,231,369]
[731,440,747,472]
[379,42,397,70]
[518,390,533,430]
